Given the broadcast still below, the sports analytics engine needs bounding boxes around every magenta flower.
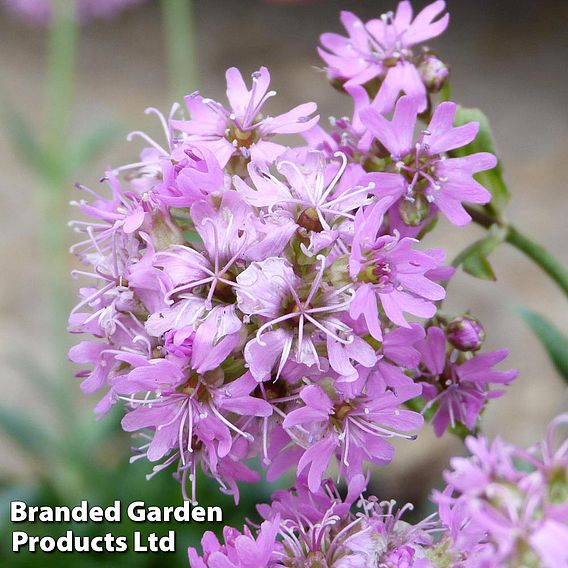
[188,518,280,568]
[446,314,486,352]
[349,200,446,340]
[362,96,497,225]
[302,84,376,162]
[171,67,319,167]
[119,365,271,504]
[207,413,568,567]
[318,1,449,111]
[234,150,376,256]
[154,146,229,209]
[211,476,441,567]
[417,326,518,436]
[444,435,520,497]
[282,382,423,491]
[236,256,373,381]
[353,323,425,395]
[434,416,568,567]
[261,476,380,567]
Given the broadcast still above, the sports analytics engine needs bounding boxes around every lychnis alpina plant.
[67,1,568,565]
[68,0,515,502]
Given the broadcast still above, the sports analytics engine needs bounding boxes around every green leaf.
[0,407,57,459]
[463,252,496,281]
[518,308,568,382]
[452,106,510,215]
[453,224,506,281]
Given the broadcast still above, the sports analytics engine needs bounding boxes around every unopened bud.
[418,54,449,93]
[447,315,485,352]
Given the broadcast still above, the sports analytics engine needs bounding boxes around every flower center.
[396,131,444,203]
[298,207,324,232]
[358,255,396,289]
[228,124,257,149]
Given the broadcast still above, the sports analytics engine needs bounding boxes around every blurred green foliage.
[0,398,269,566]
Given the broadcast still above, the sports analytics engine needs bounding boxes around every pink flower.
[434,416,568,567]
[234,150,376,256]
[257,477,438,566]
[236,256,372,381]
[362,96,497,225]
[66,5,520,508]
[302,84,377,162]
[282,382,423,491]
[171,67,318,166]
[353,323,425,394]
[417,326,518,436]
[118,364,271,504]
[154,146,229,209]
[188,518,280,568]
[318,1,449,112]
[349,200,446,340]
[258,476,378,566]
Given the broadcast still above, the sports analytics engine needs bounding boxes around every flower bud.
[418,53,449,93]
[163,328,195,360]
[447,315,485,351]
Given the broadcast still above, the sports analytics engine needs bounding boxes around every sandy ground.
[0,0,567,497]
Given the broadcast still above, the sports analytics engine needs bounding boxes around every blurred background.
[0,0,567,565]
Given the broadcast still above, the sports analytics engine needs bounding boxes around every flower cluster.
[318,0,450,112]
[189,414,568,567]
[68,0,517,504]
[2,0,145,25]
[189,474,439,568]
[433,413,568,567]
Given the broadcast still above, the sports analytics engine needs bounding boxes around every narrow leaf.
[518,308,568,382]
[463,253,496,281]
[453,224,506,281]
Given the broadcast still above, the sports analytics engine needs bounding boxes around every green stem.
[45,0,77,175]
[41,0,78,420]
[161,0,198,102]
[466,206,568,297]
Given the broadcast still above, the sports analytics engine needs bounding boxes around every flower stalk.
[41,0,78,417]
[161,0,198,101]
[465,205,568,297]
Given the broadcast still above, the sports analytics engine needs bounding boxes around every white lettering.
[10,502,27,522]
[12,531,28,552]
[127,501,146,522]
